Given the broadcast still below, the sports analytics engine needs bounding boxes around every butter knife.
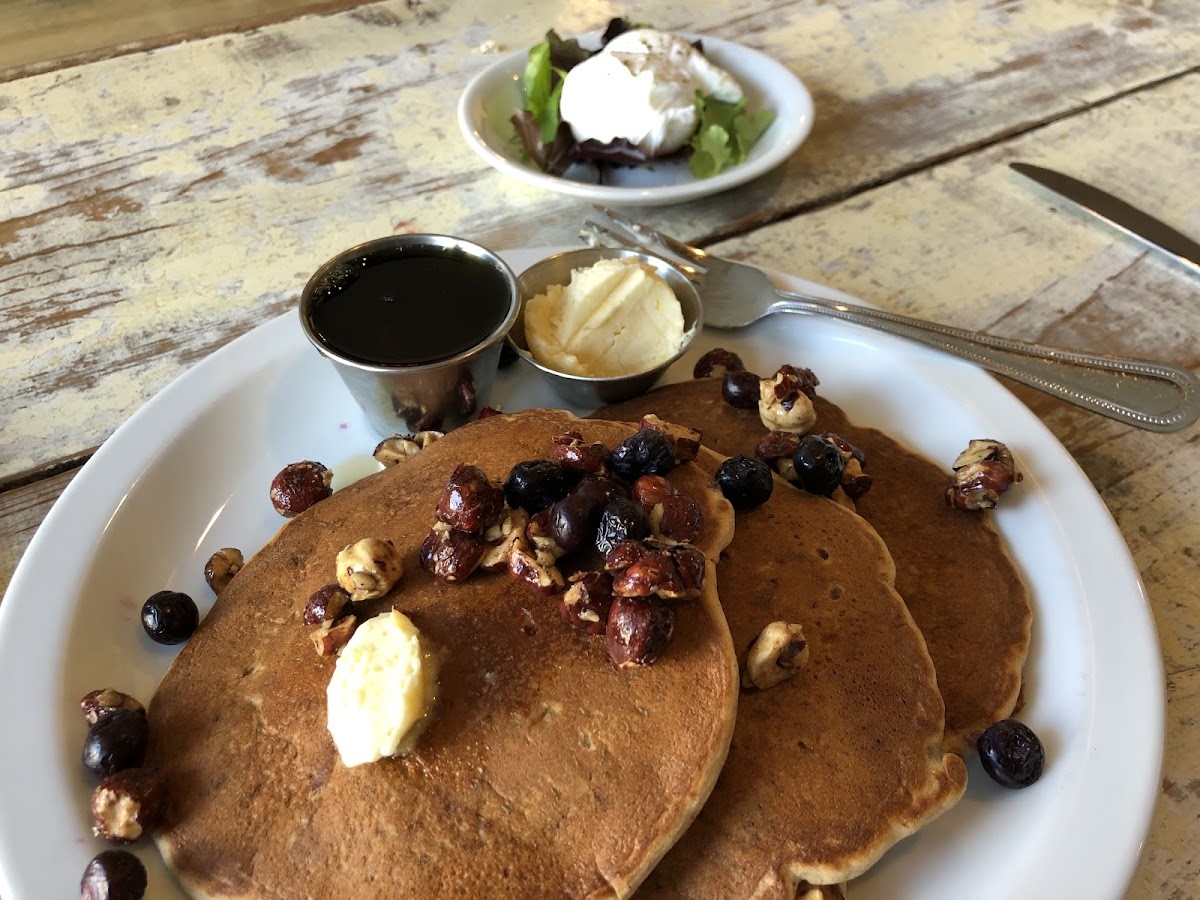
[1011,162,1200,275]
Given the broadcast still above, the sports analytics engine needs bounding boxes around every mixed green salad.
[512,18,774,180]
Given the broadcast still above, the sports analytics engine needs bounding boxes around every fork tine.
[592,205,709,266]
[580,220,705,281]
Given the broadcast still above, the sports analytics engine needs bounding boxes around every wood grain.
[2,0,1199,484]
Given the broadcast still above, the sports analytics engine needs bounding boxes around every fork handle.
[771,289,1200,432]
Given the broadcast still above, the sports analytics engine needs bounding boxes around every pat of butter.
[326,610,439,767]
[524,258,686,378]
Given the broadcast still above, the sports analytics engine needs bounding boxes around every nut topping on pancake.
[742,621,810,690]
[759,366,818,433]
[419,523,487,583]
[309,615,358,656]
[692,346,746,379]
[606,595,677,668]
[639,414,702,463]
[550,430,611,475]
[478,507,529,571]
[373,430,443,466]
[946,439,1022,510]
[436,464,506,533]
[302,583,352,625]
[507,542,566,594]
[560,571,616,634]
[269,460,333,517]
[203,547,244,595]
[335,538,403,601]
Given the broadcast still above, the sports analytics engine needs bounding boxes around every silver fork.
[582,206,1200,433]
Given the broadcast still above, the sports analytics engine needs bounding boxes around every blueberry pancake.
[147,410,739,900]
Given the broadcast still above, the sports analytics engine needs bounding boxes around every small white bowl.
[509,247,702,406]
[457,32,814,206]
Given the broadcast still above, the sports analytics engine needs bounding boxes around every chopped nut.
[91,768,165,843]
[80,689,144,727]
[756,430,803,483]
[639,414,701,463]
[508,542,565,595]
[373,431,443,466]
[336,538,403,601]
[420,523,487,583]
[819,433,873,502]
[551,431,611,476]
[437,464,506,534]
[479,508,529,571]
[632,474,676,510]
[310,615,358,656]
[526,508,567,559]
[203,547,244,595]
[605,539,704,601]
[946,439,1022,510]
[606,596,676,668]
[302,583,351,625]
[560,571,615,635]
[742,622,809,690]
[692,347,745,379]
[758,369,817,434]
[269,461,333,517]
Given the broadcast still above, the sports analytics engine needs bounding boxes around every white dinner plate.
[457,32,813,206]
[0,249,1162,899]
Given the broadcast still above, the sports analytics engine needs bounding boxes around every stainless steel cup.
[299,234,519,436]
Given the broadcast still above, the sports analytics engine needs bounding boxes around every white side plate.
[0,250,1162,899]
[457,33,814,206]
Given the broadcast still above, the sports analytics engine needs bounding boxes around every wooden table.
[1,1,1196,896]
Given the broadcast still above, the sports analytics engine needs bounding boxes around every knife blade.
[1010,162,1200,275]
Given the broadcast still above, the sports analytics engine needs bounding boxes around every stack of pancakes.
[147,389,1028,898]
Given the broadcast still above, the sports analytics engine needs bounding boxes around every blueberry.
[82,708,149,779]
[714,455,774,509]
[549,493,604,555]
[721,370,761,409]
[791,434,845,497]
[570,474,629,506]
[610,430,676,482]
[977,718,1045,788]
[595,498,650,556]
[503,460,569,513]
[81,849,147,900]
[140,590,199,645]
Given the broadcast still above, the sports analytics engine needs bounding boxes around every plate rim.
[456,32,814,205]
[0,249,1164,899]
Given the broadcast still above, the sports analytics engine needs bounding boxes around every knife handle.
[771,289,1200,432]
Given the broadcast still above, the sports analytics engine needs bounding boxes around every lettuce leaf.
[522,41,567,143]
[688,95,775,178]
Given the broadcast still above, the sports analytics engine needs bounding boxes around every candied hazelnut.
[302,583,351,625]
[91,767,165,843]
[639,414,701,463]
[693,347,746,379]
[946,439,1022,510]
[373,431,443,466]
[203,547,244,595]
[507,543,565,595]
[81,689,144,728]
[742,621,809,690]
[777,364,820,399]
[606,596,676,668]
[310,615,358,656]
[269,461,333,517]
[759,369,817,434]
[420,523,487,583]
[437,464,505,534]
[81,850,147,900]
[654,494,703,543]
[612,552,684,600]
[756,430,803,482]
[479,508,529,571]
[604,539,654,572]
[606,539,703,601]
[551,431,611,476]
[669,544,706,595]
[632,474,676,510]
[336,538,403,601]
[560,572,615,634]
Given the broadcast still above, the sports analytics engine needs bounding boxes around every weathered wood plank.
[0,469,76,603]
[0,0,373,79]
[2,0,1198,483]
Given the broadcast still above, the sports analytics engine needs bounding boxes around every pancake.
[632,452,967,896]
[147,410,739,900]
[598,377,1031,754]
